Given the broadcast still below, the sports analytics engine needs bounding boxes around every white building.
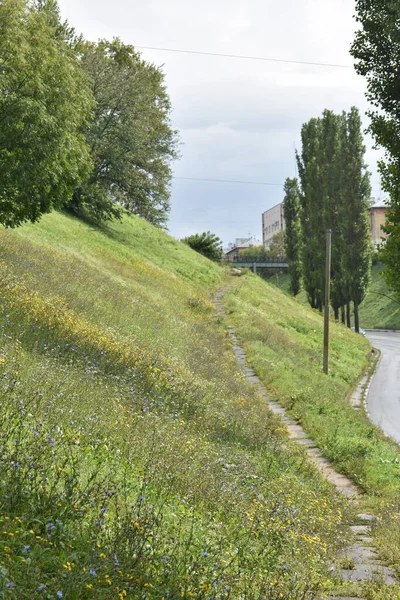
[262,203,285,249]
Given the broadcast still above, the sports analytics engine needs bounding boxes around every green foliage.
[238,233,286,264]
[341,108,372,331]
[268,230,286,258]
[0,0,93,227]
[66,39,179,227]
[296,117,325,309]
[351,1,400,301]
[283,178,302,296]
[238,245,269,262]
[358,263,400,329]
[296,108,372,330]
[183,231,223,261]
[273,264,400,330]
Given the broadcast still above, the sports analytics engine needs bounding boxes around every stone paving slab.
[323,597,366,600]
[358,536,373,544]
[357,513,376,522]
[340,544,378,562]
[341,564,396,584]
[296,437,319,448]
[350,525,371,536]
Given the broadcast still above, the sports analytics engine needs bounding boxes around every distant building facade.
[262,203,285,249]
[369,198,389,245]
[224,236,262,261]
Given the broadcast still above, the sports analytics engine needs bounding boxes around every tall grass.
[275,264,400,330]
[0,212,384,598]
[225,272,400,593]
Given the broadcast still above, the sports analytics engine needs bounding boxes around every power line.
[173,176,283,186]
[137,45,352,69]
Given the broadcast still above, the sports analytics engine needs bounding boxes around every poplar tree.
[296,119,324,309]
[296,108,371,327]
[319,111,347,321]
[341,107,372,332]
[283,178,302,296]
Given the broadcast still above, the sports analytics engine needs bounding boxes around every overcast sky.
[58,0,383,246]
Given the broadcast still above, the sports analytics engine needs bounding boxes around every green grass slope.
[225,276,400,494]
[275,264,400,329]
[0,212,398,599]
[358,263,400,329]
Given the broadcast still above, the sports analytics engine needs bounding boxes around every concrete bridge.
[225,260,289,273]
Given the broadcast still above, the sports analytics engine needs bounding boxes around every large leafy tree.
[67,40,178,227]
[351,1,400,299]
[0,0,93,227]
[283,178,302,296]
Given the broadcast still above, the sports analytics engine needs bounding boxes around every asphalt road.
[365,330,400,443]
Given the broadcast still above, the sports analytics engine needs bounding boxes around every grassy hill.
[0,212,400,599]
[358,263,400,329]
[274,264,400,330]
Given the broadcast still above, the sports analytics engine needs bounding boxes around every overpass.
[224,259,289,273]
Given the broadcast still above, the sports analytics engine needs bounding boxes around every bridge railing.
[222,256,288,264]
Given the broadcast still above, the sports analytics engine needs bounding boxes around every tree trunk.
[341,306,345,324]
[354,302,359,333]
[346,302,351,328]
[334,306,339,321]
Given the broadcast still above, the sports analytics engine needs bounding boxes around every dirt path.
[214,286,397,599]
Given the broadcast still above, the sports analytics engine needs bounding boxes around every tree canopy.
[283,178,302,296]
[238,245,270,262]
[0,0,93,227]
[66,39,179,227]
[183,232,223,261]
[351,1,400,299]
[296,108,371,330]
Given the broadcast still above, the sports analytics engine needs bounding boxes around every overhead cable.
[136,45,352,69]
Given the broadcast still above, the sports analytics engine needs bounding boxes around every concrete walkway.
[214,286,397,599]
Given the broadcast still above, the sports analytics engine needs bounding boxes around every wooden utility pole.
[323,229,332,375]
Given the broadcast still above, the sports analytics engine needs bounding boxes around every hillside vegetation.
[358,263,400,329]
[275,264,400,330]
[0,213,399,599]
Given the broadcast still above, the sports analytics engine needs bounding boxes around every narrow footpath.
[214,286,397,600]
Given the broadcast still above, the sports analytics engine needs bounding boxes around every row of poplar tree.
[283,107,372,332]
[0,0,178,230]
